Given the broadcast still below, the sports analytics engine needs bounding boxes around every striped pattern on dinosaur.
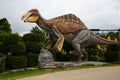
[49,14,82,24]
[48,14,88,34]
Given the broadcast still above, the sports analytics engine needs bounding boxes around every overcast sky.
[0,0,120,35]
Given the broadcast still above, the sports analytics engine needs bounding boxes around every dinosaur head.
[21,9,39,23]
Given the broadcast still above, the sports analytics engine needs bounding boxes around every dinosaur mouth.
[21,15,30,22]
[21,12,32,22]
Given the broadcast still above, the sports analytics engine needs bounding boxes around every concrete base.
[38,48,55,63]
[39,61,107,68]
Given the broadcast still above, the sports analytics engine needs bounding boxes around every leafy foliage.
[25,42,42,53]
[7,42,26,55]
[23,32,46,53]
[0,18,11,33]
[105,44,120,62]
[6,56,27,70]
[0,53,6,73]
[0,33,20,45]
[0,60,5,73]
[23,33,41,42]
[0,33,25,55]
[26,53,38,67]
[31,26,47,43]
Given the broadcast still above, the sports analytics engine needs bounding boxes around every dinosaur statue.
[21,9,118,61]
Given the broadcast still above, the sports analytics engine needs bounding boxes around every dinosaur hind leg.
[81,48,88,61]
[71,30,90,62]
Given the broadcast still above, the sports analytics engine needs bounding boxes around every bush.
[26,53,38,67]
[0,60,5,73]
[104,44,120,62]
[0,18,11,33]
[105,51,120,62]
[89,55,98,61]
[23,33,41,42]
[6,56,27,70]
[1,33,20,45]
[0,34,4,42]
[66,54,78,61]
[0,42,6,54]
[0,33,24,55]
[25,42,42,53]
[7,42,26,55]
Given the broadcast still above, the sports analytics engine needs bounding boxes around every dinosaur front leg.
[44,39,53,49]
[52,27,64,52]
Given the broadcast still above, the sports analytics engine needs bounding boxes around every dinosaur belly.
[64,33,74,42]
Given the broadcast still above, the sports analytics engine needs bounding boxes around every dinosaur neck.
[36,14,49,31]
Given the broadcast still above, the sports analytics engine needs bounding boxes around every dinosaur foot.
[77,58,82,63]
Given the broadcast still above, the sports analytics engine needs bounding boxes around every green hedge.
[0,33,20,45]
[89,55,98,61]
[6,56,27,70]
[26,53,38,67]
[0,42,6,54]
[25,42,42,53]
[0,60,5,73]
[105,44,120,62]
[105,51,120,62]
[23,33,41,42]
[7,42,26,55]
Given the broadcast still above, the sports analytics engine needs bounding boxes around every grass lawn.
[0,63,120,80]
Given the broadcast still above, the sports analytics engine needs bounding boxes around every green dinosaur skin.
[21,9,118,62]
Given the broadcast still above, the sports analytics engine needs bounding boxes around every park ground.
[18,66,120,80]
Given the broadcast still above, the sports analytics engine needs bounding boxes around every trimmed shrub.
[23,33,41,42]
[0,60,5,73]
[2,33,20,45]
[0,33,24,55]
[26,53,38,67]
[89,55,98,61]
[0,42,8,54]
[66,54,78,61]
[105,51,120,62]
[105,44,120,62]
[0,34,4,42]
[25,42,42,53]
[7,42,26,55]
[6,56,27,70]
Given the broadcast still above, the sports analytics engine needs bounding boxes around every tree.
[0,33,26,55]
[23,33,44,53]
[104,32,120,62]
[0,18,11,33]
[23,33,41,43]
[31,26,47,43]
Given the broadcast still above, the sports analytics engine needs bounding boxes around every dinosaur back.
[50,14,81,23]
[49,14,86,25]
[48,14,88,34]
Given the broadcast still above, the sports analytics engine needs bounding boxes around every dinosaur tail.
[91,32,119,45]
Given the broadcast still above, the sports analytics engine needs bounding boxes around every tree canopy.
[0,18,11,33]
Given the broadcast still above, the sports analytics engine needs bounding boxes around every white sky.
[0,0,120,35]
